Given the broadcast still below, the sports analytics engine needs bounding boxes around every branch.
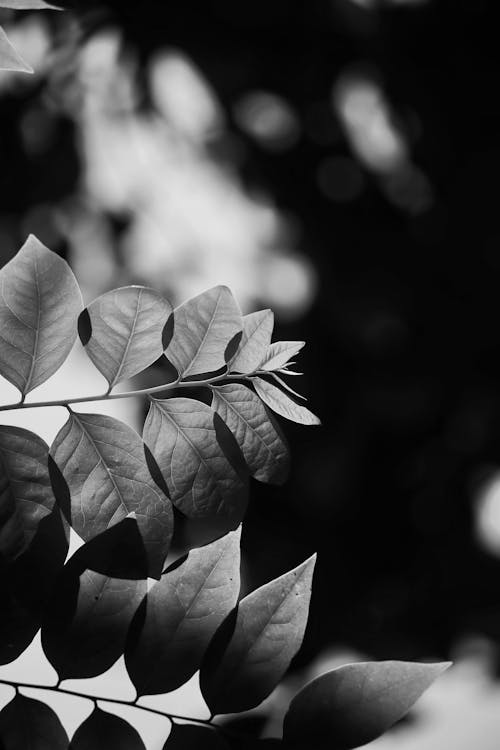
[0,370,270,413]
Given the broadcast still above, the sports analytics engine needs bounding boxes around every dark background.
[3,0,500,673]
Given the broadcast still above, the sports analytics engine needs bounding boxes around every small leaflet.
[229,310,274,374]
[143,398,247,521]
[165,286,242,379]
[42,562,146,681]
[211,384,289,484]
[283,660,452,750]
[50,411,173,579]
[0,235,83,395]
[0,25,32,72]
[253,377,321,426]
[0,426,54,562]
[260,341,305,371]
[200,554,316,715]
[0,693,69,749]
[125,528,241,696]
[80,286,172,389]
[70,708,146,750]
[164,723,230,749]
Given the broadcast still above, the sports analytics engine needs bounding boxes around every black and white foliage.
[0,236,449,747]
[0,1,59,73]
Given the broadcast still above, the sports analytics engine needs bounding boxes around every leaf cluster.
[0,236,450,748]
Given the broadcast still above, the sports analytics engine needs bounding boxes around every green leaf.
[42,557,147,680]
[229,310,274,374]
[0,508,68,665]
[0,693,68,750]
[200,554,316,715]
[0,25,32,72]
[260,342,304,371]
[143,398,247,521]
[79,286,172,389]
[0,235,83,395]
[0,426,54,562]
[211,384,289,484]
[0,1,60,8]
[50,411,173,578]
[165,286,242,379]
[164,723,230,749]
[253,378,320,426]
[283,660,452,750]
[125,527,241,697]
[70,708,146,750]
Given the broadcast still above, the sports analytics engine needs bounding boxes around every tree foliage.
[0,235,450,746]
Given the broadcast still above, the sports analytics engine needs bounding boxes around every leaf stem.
[0,371,269,413]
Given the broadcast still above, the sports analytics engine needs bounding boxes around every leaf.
[70,708,146,750]
[0,235,83,395]
[268,373,306,401]
[164,723,230,749]
[165,286,242,379]
[260,342,304,372]
[253,378,320,426]
[229,310,274,374]
[0,507,68,665]
[42,552,147,680]
[126,527,241,696]
[0,25,32,72]
[143,398,247,521]
[50,411,173,578]
[200,554,316,715]
[0,1,61,8]
[79,286,172,389]
[282,661,452,750]
[0,693,68,750]
[211,384,289,484]
[0,426,54,562]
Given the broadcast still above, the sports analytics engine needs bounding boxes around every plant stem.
[0,371,268,413]
[0,677,212,727]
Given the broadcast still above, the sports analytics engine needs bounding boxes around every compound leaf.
[165,286,241,379]
[211,384,289,484]
[50,411,173,579]
[126,527,241,696]
[0,235,83,395]
[164,723,230,749]
[0,507,68,665]
[260,342,304,372]
[70,708,146,750]
[253,378,320,426]
[200,554,316,715]
[283,660,452,750]
[229,310,274,374]
[0,693,68,750]
[143,398,247,521]
[42,557,146,680]
[79,286,172,389]
[0,426,53,562]
[0,25,32,72]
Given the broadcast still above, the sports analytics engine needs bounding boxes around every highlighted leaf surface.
[50,412,173,578]
[253,378,320,426]
[80,286,172,389]
[201,554,316,714]
[165,286,241,378]
[0,235,82,395]
[260,341,304,371]
[211,384,289,484]
[144,398,247,520]
[229,310,274,373]
[0,426,53,561]
[283,660,452,750]
[126,527,241,696]
[0,25,32,72]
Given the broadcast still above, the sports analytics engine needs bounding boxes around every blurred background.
[2,0,500,747]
